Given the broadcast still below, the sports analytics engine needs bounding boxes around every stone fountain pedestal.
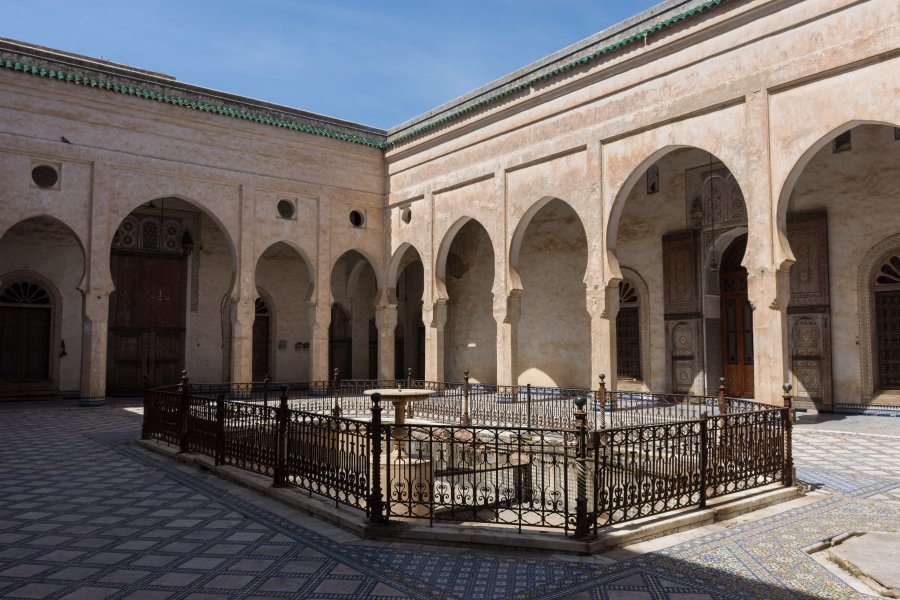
[365,388,435,517]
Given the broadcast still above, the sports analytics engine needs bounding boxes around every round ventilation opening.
[401,207,412,224]
[32,165,59,189]
[349,210,365,227]
[277,199,295,219]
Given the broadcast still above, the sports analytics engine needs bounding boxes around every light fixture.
[181,230,194,255]
[690,197,704,229]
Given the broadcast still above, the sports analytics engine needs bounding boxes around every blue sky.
[3,1,659,129]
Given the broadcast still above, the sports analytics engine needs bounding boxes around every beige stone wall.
[1,0,897,403]
[0,61,385,395]
[386,0,899,403]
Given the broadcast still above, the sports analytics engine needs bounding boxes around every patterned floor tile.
[1,402,898,599]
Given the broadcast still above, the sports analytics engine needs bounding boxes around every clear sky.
[2,1,659,130]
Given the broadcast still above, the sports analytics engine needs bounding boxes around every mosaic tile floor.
[0,401,897,599]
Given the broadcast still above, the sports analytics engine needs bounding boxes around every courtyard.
[0,399,898,599]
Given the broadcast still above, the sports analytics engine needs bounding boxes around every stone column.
[79,160,113,404]
[422,300,447,382]
[588,283,618,392]
[80,290,110,402]
[744,90,789,404]
[229,184,256,384]
[493,291,521,386]
[375,303,398,380]
[747,268,790,405]
[310,301,331,381]
[230,296,254,383]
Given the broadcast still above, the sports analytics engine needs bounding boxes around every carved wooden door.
[108,253,186,394]
[876,291,900,389]
[720,236,754,398]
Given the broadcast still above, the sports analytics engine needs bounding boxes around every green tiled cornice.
[0,55,388,149]
[387,0,729,148]
[1,0,728,152]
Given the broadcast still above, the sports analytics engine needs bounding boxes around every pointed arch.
[255,240,316,301]
[509,196,586,291]
[387,242,425,300]
[775,119,900,270]
[435,216,472,301]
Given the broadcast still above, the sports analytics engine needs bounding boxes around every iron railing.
[141,375,794,536]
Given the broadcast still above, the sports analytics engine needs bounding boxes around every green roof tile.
[1,0,727,151]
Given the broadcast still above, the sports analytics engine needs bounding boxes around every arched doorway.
[610,147,749,395]
[0,216,84,397]
[329,304,352,377]
[108,199,201,393]
[330,250,378,379]
[252,296,271,381]
[872,251,900,391]
[719,234,753,397]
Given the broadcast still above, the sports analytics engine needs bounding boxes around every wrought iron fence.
[141,375,794,537]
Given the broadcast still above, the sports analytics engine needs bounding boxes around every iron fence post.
[332,368,342,417]
[215,393,225,466]
[462,369,470,426]
[407,368,412,389]
[273,385,288,488]
[718,377,728,457]
[782,383,794,487]
[598,374,606,430]
[718,377,727,413]
[573,396,590,538]
[526,383,532,430]
[263,376,270,409]
[369,392,385,523]
[178,370,190,453]
[699,412,708,509]
[141,374,151,440]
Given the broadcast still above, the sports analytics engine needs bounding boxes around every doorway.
[719,235,754,398]
[108,252,186,393]
[252,297,271,381]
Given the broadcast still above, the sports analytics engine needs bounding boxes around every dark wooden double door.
[108,253,186,394]
[720,237,754,398]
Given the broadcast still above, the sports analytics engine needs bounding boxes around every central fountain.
[364,387,436,516]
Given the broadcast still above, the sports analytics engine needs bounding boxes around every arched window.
[873,252,900,389]
[0,280,53,383]
[616,280,642,380]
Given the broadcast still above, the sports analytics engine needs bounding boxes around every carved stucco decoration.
[787,212,832,406]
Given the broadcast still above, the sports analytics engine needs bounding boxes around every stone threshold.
[138,438,802,555]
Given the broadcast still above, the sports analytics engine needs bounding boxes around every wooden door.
[876,290,900,389]
[0,306,51,383]
[720,236,754,398]
[108,252,186,394]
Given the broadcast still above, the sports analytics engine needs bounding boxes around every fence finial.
[180,370,189,385]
